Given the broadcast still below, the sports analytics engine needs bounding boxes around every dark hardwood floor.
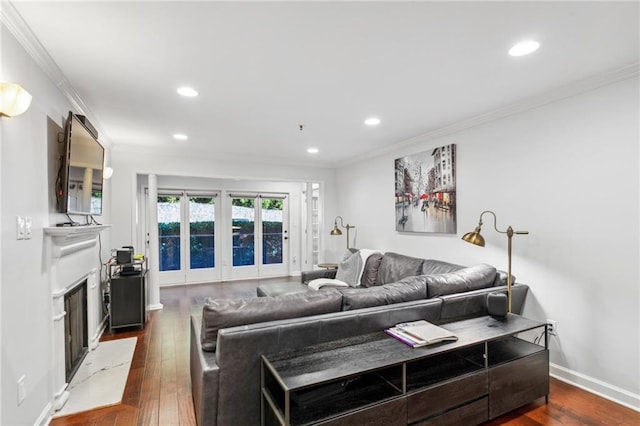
[51,277,639,425]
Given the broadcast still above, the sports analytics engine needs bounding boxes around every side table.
[317,263,338,269]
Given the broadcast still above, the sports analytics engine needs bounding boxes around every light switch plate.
[16,216,26,240]
[24,216,32,239]
[17,375,26,405]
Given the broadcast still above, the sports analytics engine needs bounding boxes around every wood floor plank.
[51,277,639,425]
[159,336,180,425]
[113,406,137,426]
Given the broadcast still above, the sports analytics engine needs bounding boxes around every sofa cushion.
[494,270,516,287]
[421,259,463,275]
[360,252,384,287]
[426,264,497,298]
[200,289,343,351]
[340,276,428,310]
[375,252,425,285]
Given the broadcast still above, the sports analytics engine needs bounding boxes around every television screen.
[59,112,105,215]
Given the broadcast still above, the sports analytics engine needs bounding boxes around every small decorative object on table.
[487,292,508,317]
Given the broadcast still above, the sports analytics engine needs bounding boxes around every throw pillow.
[425,264,497,298]
[335,249,363,287]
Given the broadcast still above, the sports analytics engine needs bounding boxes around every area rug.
[53,337,137,418]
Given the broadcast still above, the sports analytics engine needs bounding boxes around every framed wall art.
[394,144,456,233]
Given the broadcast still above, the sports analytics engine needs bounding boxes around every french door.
[157,191,220,285]
[229,193,289,279]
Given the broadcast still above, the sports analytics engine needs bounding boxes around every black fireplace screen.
[64,280,88,382]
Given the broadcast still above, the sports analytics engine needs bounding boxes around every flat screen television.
[57,111,105,215]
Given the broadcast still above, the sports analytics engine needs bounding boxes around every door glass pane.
[262,198,283,265]
[189,196,215,269]
[232,198,255,266]
[158,195,181,271]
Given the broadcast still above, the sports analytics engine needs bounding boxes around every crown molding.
[337,62,639,168]
[1,1,110,146]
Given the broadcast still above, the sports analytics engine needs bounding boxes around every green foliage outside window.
[262,199,283,210]
[232,198,254,208]
[158,196,180,203]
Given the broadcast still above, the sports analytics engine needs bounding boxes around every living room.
[1,1,638,425]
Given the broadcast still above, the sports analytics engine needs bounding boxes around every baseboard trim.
[148,303,163,311]
[35,401,52,426]
[90,317,108,350]
[550,363,640,412]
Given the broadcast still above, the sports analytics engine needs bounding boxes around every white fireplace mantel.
[43,224,111,243]
[44,224,111,411]
[44,225,111,257]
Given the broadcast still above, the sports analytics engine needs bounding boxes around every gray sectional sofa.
[190,252,529,425]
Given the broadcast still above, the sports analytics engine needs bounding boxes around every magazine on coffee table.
[385,320,458,348]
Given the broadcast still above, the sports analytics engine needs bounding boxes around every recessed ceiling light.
[173,133,188,140]
[364,117,381,126]
[508,40,540,57]
[177,86,199,97]
[307,148,319,154]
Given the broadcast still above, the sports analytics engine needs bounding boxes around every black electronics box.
[116,246,134,264]
[76,114,99,139]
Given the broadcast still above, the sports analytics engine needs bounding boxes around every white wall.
[335,77,640,409]
[0,23,111,424]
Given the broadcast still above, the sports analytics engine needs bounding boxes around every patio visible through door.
[156,190,288,284]
[157,192,220,285]
[229,193,288,279]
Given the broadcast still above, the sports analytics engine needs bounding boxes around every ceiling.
[10,1,639,167]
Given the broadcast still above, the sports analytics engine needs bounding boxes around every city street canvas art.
[395,145,457,233]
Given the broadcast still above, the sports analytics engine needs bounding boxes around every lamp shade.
[0,83,32,117]
[330,225,342,235]
[461,226,485,247]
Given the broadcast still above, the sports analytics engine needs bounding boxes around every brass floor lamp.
[330,216,355,249]
[461,210,529,313]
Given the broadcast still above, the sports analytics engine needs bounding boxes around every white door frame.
[226,192,289,280]
[153,190,222,286]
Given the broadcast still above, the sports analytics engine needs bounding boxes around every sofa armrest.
[301,269,338,283]
[438,283,529,322]
[190,315,220,426]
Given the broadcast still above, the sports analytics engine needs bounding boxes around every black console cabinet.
[109,270,147,332]
[262,314,549,426]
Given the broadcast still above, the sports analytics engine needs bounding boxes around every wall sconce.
[0,83,32,117]
[103,167,114,180]
[462,210,529,313]
[330,216,355,249]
